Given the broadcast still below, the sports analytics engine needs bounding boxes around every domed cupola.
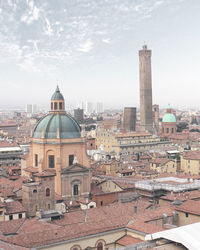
[162,104,176,136]
[162,105,176,123]
[32,86,81,139]
[50,86,65,113]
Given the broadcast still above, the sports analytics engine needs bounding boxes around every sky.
[0,0,200,110]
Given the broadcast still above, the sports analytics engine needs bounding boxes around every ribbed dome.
[51,86,64,101]
[32,113,81,139]
[162,113,176,123]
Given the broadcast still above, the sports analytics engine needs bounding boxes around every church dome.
[51,86,64,100]
[32,86,81,139]
[162,113,176,123]
[32,113,81,139]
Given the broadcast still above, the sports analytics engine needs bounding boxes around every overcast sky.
[0,0,200,110]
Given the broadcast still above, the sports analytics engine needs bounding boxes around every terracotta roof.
[0,141,18,148]
[0,201,171,248]
[160,190,200,202]
[116,132,152,138]
[150,158,171,165]
[176,200,200,215]
[34,170,56,177]
[0,188,15,198]
[116,234,142,246]
[5,201,26,215]
[0,239,30,250]
[113,180,135,190]
[0,218,26,235]
[77,197,93,205]
[23,167,38,173]
[182,151,200,160]
[9,165,21,170]
[127,220,164,234]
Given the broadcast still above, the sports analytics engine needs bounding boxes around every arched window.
[73,184,78,196]
[46,188,50,197]
[70,245,81,250]
[33,189,37,193]
[97,242,103,250]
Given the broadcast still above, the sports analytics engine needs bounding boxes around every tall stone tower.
[139,45,153,133]
[123,107,136,131]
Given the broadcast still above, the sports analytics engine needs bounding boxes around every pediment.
[61,163,89,174]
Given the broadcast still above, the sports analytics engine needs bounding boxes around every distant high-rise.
[26,104,32,114]
[139,45,153,133]
[86,102,93,115]
[74,108,84,124]
[96,102,104,114]
[123,107,136,131]
[32,104,37,113]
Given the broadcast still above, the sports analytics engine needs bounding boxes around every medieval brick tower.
[139,45,153,133]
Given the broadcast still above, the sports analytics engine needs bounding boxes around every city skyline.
[0,0,200,109]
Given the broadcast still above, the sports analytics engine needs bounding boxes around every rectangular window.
[69,155,74,166]
[18,213,22,219]
[0,211,3,216]
[35,154,38,167]
[9,215,13,220]
[49,155,55,168]
[54,102,57,110]
[59,102,62,109]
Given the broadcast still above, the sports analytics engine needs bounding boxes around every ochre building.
[26,87,91,199]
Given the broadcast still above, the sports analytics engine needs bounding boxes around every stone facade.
[139,45,153,133]
[123,107,136,131]
[22,171,55,217]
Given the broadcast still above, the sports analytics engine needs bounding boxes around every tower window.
[69,155,74,166]
[51,102,53,110]
[73,184,78,196]
[54,102,57,110]
[59,102,62,109]
[171,128,174,133]
[35,154,38,167]
[166,128,169,133]
[46,188,50,197]
[49,155,54,168]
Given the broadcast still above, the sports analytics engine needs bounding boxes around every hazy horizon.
[0,0,200,110]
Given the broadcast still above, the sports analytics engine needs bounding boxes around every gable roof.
[61,163,89,174]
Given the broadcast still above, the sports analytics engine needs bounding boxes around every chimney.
[134,205,138,213]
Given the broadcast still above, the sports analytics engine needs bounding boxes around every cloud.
[43,17,53,36]
[102,39,111,44]
[77,39,93,53]
[21,0,40,24]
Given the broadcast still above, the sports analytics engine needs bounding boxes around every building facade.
[26,87,91,200]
